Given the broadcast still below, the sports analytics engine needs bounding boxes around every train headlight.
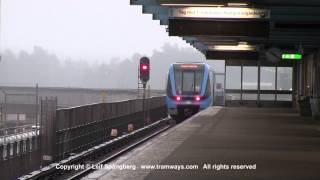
[195,96,201,101]
[176,96,182,101]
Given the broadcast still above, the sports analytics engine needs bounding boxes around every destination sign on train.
[169,7,270,19]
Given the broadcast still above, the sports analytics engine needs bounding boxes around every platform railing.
[51,96,167,161]
[0,96,166,180]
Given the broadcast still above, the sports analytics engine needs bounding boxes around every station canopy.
[131,0,320,64]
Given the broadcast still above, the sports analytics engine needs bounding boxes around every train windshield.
[174,64,204,95]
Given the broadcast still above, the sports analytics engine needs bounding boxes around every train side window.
[166,75,173,97]
[174,69,182,95]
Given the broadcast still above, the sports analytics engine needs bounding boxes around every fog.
[0,0,225,90]
[0,44,224,90]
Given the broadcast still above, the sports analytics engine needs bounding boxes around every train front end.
[166,63,213,120]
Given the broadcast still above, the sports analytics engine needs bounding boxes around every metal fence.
[0,124,37,136]
[0,85,39,129]
[0,96,166,180]
[0,85,40,180]
[46,96,166,162]
[0,130,40,180]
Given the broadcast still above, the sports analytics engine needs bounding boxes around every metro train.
[165,62,215,120]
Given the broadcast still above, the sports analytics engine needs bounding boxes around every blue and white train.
[166,62,215,120]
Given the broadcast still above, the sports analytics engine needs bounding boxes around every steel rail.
[67,123,171,180]
[19,117,172,180]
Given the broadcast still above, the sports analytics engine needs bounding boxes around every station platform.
[84,107,320,180]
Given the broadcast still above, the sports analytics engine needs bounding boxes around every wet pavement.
[83,107,320,180]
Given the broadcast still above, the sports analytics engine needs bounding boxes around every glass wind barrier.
[226,65,293,103]
[243,66,258,90]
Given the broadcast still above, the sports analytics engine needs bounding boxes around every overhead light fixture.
[227,2,248,7]
[161,3,224,7]
[205,41,239,46]
[208,43,256,51]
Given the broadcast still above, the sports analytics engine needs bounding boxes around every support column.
[292,63,297,107]
[257,61,261,107]
[315,50,320,98]
[298,59,304,98]
[240,63,243,104]
[35,84,39,135]
[224,62,227,106]
[275,66,278,102]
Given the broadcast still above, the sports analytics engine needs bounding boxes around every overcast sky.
[0,0,190,62]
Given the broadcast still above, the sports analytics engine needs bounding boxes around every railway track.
[19,118,173,180]
[68,121,171,179]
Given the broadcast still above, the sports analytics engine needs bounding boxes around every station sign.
[281,53,302,60]
[169,7,270,19]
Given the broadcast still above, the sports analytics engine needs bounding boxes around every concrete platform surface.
[83,107,320,180]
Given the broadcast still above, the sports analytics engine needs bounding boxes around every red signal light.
[142,64,148,70]
[139,57,150,83]
[195,96,201,101]
[176,96,181,101]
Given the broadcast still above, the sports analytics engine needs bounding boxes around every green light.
[281,53,302,60]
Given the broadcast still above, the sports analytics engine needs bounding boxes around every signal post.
[139,57,150,125]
